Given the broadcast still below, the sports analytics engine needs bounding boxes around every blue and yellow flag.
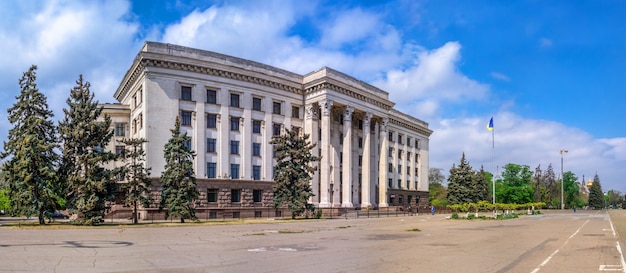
[487,117,494,131]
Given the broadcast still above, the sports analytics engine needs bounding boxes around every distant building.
[103,42,432,218]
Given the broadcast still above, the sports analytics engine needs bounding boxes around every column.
[361,112,373,208]
[304,103,320,204]
[341,106,354,208]
[319,99,333,208]
[378,118,389,207]
[372,120,380,207]
[193,109,206,178]
[218,111,229,178]
[419,139,429,191]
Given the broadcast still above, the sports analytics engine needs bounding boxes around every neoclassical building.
[104,42,432,217]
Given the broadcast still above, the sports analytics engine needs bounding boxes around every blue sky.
[0,0,624,193]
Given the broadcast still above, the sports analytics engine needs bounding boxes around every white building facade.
[107,42,432,216]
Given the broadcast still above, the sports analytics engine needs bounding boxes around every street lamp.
[560,149,568,210]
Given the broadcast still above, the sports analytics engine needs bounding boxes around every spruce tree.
[58,75,118,225]
[1,65,61,224]
[587,174,604,209]
[446,153,474,204]
[471,166,490,202]
[159,117,199,223]
[120,138,152,224]
[270,128,320,219]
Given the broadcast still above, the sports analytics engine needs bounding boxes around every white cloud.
[429,112,626,192]
[490,72,510,82]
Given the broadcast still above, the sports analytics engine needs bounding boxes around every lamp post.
[560,149,568,210]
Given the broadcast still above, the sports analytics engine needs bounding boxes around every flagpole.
[492,122,495,204]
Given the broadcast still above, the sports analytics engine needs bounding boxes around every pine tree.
[587,174,604,209]
[159,117,199,223]
[471,166,490,202]
[1,65,61,224]
[270,128,320,219]
[446,153,474,204]
[58,75,118,225]
[120,138,152,224]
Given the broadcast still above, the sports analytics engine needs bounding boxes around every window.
[358,137,363,148]
[398,179,402,189]
[252,97,262,111]
[253,165,261,180]
[255,211,262,218]
[388,147,393,157]
[388,178,393,188]
[138,113,143,129]
[230,164,240,179]
[252,142,261,156]
[407,137,412,147]
[207,188,218,202]
[115,145,125,156]
[272,101,282,115]
[132,119,137,134]
[340,152,343,164]
[230,140,239,154]
[388,132,393,141]
[207,113,217,128]
[406,180,410,189]
[207,163,216,178]
[398,164,402,174]
[183,138,192,151]
[206,89,217,104]
[358,155,362,166]
[230,117,240,131]
[272,123,281,136]
[291,106,299,118]
[358,120,363,130]
[407,166,411,174]
[252,120,261,134]
[231,189,241,202]
[340,133,343,145]
[415,139,420,149]
[207,138,216,153]
[398,134,403,144]
[181,86,192,101]
[181,111,192,126]
[253,189,262,202]
[293,127,301,137]
[398,150,402,159]
[230,93,240,107]
[114,123,126,137]
[388,163,393,173]
[415,168,419,176]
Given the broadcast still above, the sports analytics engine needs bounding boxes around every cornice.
[389,117,433,137]
[304,82,394,111]
[115,57,303,101]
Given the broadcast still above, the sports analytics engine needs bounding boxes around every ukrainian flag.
[487,117,494,131]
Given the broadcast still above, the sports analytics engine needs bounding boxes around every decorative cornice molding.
[389,117,433,137]
[116,57,303,101]
[304,82,393,111]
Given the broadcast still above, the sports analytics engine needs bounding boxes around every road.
[0,210,625,272]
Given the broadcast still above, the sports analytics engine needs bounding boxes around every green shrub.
[451,213,459,219]
[467,214,475,220]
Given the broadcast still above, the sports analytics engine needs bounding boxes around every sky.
[0,0,624,193]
